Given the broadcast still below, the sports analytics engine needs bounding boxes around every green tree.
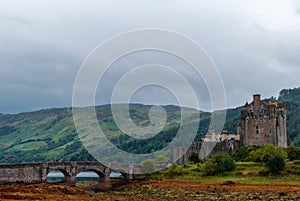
[202,153,235,176]
[233,146,250,161]
[265,154,286,174]
[156,154,169,163]
[261,144,287,163]
[249,147,264,162]
[249,144,287,162]
[189,152,200,163]
[286,146,300,161]
[249,144,287,174]
[167,163,183,177]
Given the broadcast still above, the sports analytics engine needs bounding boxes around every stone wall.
[0,163,43,183]
[173,139,240,165]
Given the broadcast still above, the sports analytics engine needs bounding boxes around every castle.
[237,94,287,148]
[173,94,287,164]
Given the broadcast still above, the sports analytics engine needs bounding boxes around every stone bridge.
[0,161,141,185]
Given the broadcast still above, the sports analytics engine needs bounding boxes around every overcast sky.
[1,0,300,114]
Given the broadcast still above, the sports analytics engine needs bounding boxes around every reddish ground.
[1,181,300,200]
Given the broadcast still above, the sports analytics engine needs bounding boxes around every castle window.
[256,126,259,135]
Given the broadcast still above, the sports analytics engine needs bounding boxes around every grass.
[235,161,258,165]
[149,161,300,186]
[11,141,47,151]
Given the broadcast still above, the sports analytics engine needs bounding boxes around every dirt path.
[1,181,300,200]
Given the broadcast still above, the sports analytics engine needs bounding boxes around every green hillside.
[0,87,299,164]
[0,104,209,163]
[278,87,300,145]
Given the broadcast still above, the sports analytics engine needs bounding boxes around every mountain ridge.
[0,87,299,163]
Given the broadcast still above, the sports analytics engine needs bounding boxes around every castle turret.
[253,94,261,111]
[238,94,287,148]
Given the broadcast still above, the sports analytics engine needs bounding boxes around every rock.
[279,192,287,196]
[221,180,235,185]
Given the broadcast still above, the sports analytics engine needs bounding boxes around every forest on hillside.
[0,88,299,163]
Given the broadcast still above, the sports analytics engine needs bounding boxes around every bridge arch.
[46,169,68,183]
[111,169,128,178]
[48,168,70,176]
[76,168,105,177]
[76,167,108,183]
[75,169,104,184]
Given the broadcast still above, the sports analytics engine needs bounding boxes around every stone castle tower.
[237,94,287,148]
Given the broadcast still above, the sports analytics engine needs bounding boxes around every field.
[1,181,300,201]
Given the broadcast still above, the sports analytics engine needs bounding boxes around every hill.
[0,104,210,163]
[278,87,300,145]
[0,87,299,163]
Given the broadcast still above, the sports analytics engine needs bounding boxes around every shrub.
[202,153,236,176]
[249,148,264,162]
[167,163,185,177]
[287,146,300,161]
[249,144,287,163]
[155,154,169,163]
[293,160,300,165]
[189,152,200,163]
[248,144,287,175]
[262,144,287,163]
[265,154,286,175]
[233,146,250,162]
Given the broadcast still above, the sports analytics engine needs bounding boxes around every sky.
[1,0,300,114]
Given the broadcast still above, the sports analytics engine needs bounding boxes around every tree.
[233,146,250,162]
[249,147,264,162]
[265,154,286,174]
[261,144,287,163]
[156,154,169,163]
[167,163,184,177]
[249,144,288,174]
[202,153,235,176]
[249,144,287,162]
[286,146,300,161]
[189,152,200,163]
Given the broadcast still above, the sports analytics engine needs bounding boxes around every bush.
[248,144,287,175]
[233,146,250,161]
[202,153,236,176]
[293,160,300,165]
[249,144,287,163]
[189,152,200,163]
[156,154,169,163]
[287,146,300,161]
[266,154,286,175]
[167,163,185,177]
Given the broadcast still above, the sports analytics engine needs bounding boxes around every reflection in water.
[46,170,122,183]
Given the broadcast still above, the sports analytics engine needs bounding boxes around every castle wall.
[173,139,240,165]
[277,113,287,147]
[238,94,287,148]
[173,94,288,166]
[246,117,276,146]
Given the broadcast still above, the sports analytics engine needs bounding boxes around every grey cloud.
[0,0,300,113]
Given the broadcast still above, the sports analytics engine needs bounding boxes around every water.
[46,170,122,183]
